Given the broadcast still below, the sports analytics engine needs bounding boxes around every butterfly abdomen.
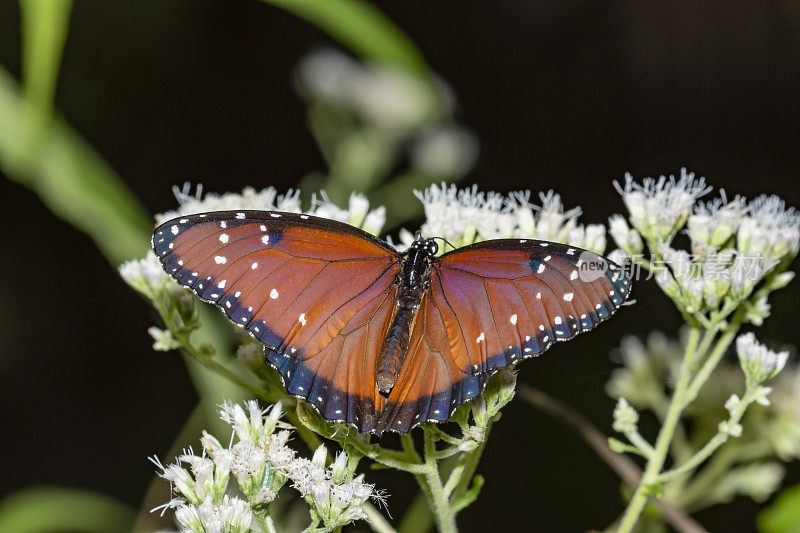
[376,297,417,394]
[375,238,437,394]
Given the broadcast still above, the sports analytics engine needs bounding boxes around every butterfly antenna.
[433,236,457,252]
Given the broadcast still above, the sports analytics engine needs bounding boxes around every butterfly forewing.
[153,211,401,431]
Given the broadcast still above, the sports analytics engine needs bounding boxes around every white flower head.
[414,183,481,246]
[151,447,229,506]
[287,448,382,530]
[615,168,711,242]
[608,214,643,255]
[689,191,745,247]
[156,183,289,224]
[729,253,777,297]
[119,251,169,296]
[362,206,387,236]
[738,194,800,260]
[606,248,630,268]
[655,268,680,299]
[736,332,790,385]
[530,190,582,242]
[148,327,181,352]
[286,456,327,497]
[310,191,386,236]
[174,496,253,533]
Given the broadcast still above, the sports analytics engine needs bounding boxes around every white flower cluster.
[737,194,800,260]
[154,185,386,238]
[156,184,302,225]
[611,170,799,315]
[152,401,383,533]
[406,183,606,254]
[614,168,711,243]
[287,444,384,530]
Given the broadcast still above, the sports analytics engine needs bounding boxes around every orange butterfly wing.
[153,211,400,432]
[377,240,631,433]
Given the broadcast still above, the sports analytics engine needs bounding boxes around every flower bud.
[736,332,789,386]
[612,398,639,434]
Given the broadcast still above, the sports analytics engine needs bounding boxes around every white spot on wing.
[537,264,546,274]
[251,262,258,269]
[570,270,578,280]
[476,332,485,343]
[171,225,179,235]
[298,313,307,326]
[270,289,279,299]
[217,280,226,289]
[261,235,270,245]
[509,314,518,325]
[219,233,229,243]
[563,292,574,302]
[214,255,227,264]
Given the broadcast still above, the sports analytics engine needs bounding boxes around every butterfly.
[152,210,631,434]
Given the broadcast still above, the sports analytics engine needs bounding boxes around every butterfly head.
[410,237,438,258]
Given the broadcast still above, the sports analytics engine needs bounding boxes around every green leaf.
[758,484,800,533]
[0,67,152,264]
[0,486,133,533]
[261,0,430,78]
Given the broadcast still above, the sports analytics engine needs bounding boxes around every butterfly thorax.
[375,238,438,394]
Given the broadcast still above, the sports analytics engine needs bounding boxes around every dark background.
[1,1,799,531]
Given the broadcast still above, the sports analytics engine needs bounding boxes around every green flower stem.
[624,430,654,458]
[674,440,772,509]
[401,434,422,461]
[363,503,399,533]
[264,515,278,533]
[618,294,754,531]
[449,421,492,512]
[683,309,745,405]
[310,421,427,475]
[617,326,701,533]
[421,429,457,533]
[658,387,757,483]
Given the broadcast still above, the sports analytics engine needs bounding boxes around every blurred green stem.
[617,326,701,533]
[617,304,747,532]
[259,0,430,78]
[398,493,434,533]
[19,0,72,156]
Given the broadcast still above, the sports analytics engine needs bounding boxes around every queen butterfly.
[152,210,631,434]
